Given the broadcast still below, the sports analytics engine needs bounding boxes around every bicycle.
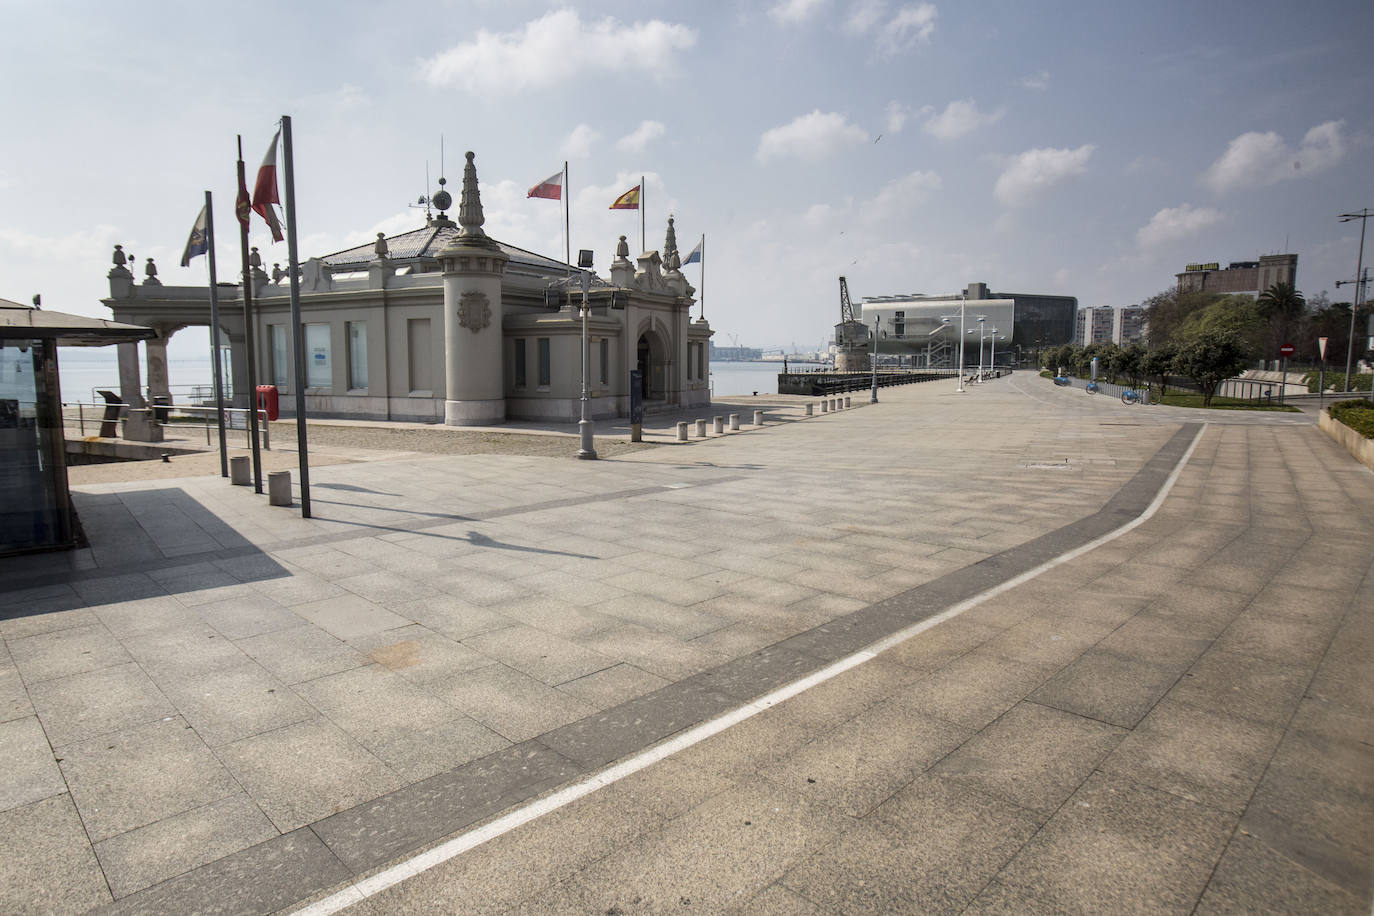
[1052,376,1071,387]
[1085,381,1099,395]
[1121,388,1140,405]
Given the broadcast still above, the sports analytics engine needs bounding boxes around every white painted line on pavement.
[292,423,1207,916]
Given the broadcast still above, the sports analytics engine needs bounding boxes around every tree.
[1143,287,1224,349]
[1172,329,1253,406]
[1117,343,1147,388]
[1256,282,1306,360]
[1142,344,1176,395]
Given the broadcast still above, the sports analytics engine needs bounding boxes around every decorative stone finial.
[272,263,287,282]
[112,244,127,268]
[663,216,680,271]
[249,247,262,270]
[432,176,452,214]
[457,151,486,239]
[616,235,630,261]
[374,233,389,259]
[144,258,159,280]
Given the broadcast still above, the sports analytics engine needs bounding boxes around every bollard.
[830,398,838,411]
[753,409,764,425]
[676,421,688,442]
[729,413,740,430]
[229,455,250,486]
[844,396,851,408]
[821,400,829,413]
[805,404,814,416]
[268,471,292,506]
[713,416,724,434]
[695,419,707,438]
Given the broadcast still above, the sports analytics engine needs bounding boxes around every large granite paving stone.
[289,593,411,641]
[1194,831,1365,916]
[119,621,251,680]
[8,622,131,684]
[92,791,278,899]
[192,592,304,640]
[555,662,670,709]
[158,662,314,747]
[965,771,1233,914]
[349,624,496,684]
[1030,648,1180,727]
[235,622,368,685]
[901,648,1059,731]
[28,661,173,746]
[0,663,32,723]
[215,717,403,833]
[0,794,112,914]
[385,595,515,642]
[57,715,240,843]
[0,715,67,814]
[428,662,599,744]
[781,774,1041,914]
[931,701,1127,814]
[461,624,618,685]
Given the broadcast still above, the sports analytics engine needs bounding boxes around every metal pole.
[204,190,229,478]
[234,138,264,494]
[990,330,997,378]
[870,314,879,403]
[1341,209,1367,392]
[956,295,966,393]
[563,161,570,278]
[281,115,312,517]
[577,268,597,459]
[640,175,645,255]
[699,234,706,321]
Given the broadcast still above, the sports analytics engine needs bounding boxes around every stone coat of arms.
[457,291,491,333]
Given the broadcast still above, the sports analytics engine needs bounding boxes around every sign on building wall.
[1184,262,1220,272]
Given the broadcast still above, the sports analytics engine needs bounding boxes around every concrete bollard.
[830,398,838,411]
[729,413,740,430]
[268,471,292,506]
[695,419,707,438]
[754,409,764,426]
[677,421,688,441]
[713,416,724,434]
[844,396,851,408]
[229,455,250,486]
[821,400,829,413]
[805,404,814,416]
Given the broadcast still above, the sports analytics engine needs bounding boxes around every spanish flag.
[610,185,641,210]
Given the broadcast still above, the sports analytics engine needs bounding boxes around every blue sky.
[2,0,1370,358]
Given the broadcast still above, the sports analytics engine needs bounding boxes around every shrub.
[1330,399,1374,438]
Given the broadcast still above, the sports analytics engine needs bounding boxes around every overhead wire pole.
[203,190,229,478]
[1338,209,1368,397]
[234,137,264,494]
[280,115,312,518]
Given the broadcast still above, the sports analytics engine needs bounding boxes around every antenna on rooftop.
[410,161,434,218]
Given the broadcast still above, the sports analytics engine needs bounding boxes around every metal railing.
[62,402,270,450]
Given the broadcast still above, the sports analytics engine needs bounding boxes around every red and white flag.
[251,128,285,242]
[527,169,563,200]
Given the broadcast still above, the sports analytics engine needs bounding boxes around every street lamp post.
[576,249,597,459]
[989,328,1002,377]
[941,293,968,392]
[971,316,987,383]
[1338,209,1369,396]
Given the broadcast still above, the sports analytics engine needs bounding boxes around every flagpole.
[235,136,264,494]
[640,174,646,254]
[204,190,229,478]
[563,160,570,279]
[700,233,706,321]
[280,115,312,519]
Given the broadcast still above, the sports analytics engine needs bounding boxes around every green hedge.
[1304,371,1372,393]
[1330,399,1374,439]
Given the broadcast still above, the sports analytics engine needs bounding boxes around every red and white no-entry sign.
[1279,344,1296,357]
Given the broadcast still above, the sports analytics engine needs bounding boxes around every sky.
[2,0,1371,360]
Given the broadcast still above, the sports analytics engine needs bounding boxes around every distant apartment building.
[1176,253,1297,297]
[1076,306,1115,346]
[1115,306,1145,345]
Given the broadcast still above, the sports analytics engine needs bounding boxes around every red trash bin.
[255,385,279,421]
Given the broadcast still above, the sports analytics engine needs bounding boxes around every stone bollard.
[805,403,814,416]
[268,471,292,506]
[677,421,688,442]
[729,413,740,430]
[229,455,250,486]
[830,398,838,411]
[754,409,764,426]
[713,416,724,434]
[844,396,851,408]
[821,400,829,413]
[695,419,707,438]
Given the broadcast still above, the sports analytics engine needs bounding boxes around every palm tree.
[1257,283,1306,360]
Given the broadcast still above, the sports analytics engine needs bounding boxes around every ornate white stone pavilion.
[102,152,712,434]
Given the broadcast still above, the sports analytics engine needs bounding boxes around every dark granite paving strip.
[95,827,349,916]
[100,425,1202,914]
[0,477,748,595]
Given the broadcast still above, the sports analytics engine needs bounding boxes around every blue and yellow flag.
[180,204,209,267]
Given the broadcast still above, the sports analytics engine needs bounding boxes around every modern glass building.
[858,283,1077,369]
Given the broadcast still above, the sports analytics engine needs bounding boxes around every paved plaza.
[0,375,1370,914]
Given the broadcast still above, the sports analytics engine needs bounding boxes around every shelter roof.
[1,299,155,346]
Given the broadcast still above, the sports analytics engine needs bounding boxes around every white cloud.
[877,3,938,54]
[419,10,696,94]
[1053,267,1070,286]
[616,120,666,153]
[863,170,943,221]
[994,144,1095,207]
[1136,203,1223,248]
[769,0,828,24]
[923,99,1004,141]
[1202,120,1347,193]
[561,124,601,159]
[884,100,911,134]
[845,0,886,33]
[756,110,869,162]
[1017,70,1050,91]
